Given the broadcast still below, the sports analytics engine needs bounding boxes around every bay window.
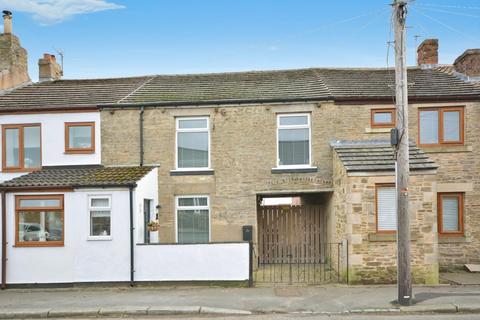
[176,117,210,170]
[418,107,464,146]
[2,124,41,171]
[176,196,210,243]
[376,184,396,232]
[15,195,64,247]
[277,114,311,168]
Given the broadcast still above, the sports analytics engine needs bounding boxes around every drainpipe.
[139,106,144,166]
[129,185,135,286]
[1,190,6,290]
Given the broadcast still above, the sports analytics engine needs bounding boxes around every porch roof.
[330,140,438,172]
[0,165,156,190]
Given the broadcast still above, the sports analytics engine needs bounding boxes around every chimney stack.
[417,39,438,66]
[38,53,62,82]
[2,10,12,34]
[0,11,30,91]
[453,49,480,80]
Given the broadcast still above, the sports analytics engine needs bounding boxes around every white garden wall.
[135,242,250,281]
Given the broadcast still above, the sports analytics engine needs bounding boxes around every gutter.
[1,191,6,289]
[97,96,334,109]
[129,185,135,286]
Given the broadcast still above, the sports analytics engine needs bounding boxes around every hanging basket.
[147,221,159,232]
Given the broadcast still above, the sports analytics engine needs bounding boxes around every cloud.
[0,0,124,25]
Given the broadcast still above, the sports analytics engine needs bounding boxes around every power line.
[411,7,480,42]
[415,3,480,11]
[415,6,480,19]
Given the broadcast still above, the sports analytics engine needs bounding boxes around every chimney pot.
[417,39,438,66]
[2,10,12,34]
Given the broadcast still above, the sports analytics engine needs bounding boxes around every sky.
[1,0,479,80]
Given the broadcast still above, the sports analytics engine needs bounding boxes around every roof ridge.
[116,76,157,103]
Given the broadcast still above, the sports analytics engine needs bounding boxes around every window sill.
[438,235,467,243]
[14,242,64,247]
[365,127,392,133]
[170,169,214,176]
[87,236,112,241]
[421,145,472,153]
[271,167,318,174]
[64,150,95,154]
[368,233,417,242]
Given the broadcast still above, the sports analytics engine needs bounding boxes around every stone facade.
[101,100,480,283]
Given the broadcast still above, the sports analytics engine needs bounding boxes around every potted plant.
[147,220,160,232]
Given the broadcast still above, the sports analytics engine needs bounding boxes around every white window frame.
[87,195,112,241]
[276,113,312,169]
[174,195,211,243]
[175,117,211,171]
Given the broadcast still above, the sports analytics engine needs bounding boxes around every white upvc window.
[176,117,210,170]
[277,113,311,168]
[88,195,112,240]
[175,195,210,244]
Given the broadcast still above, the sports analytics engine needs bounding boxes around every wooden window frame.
[65,122,95,154]
[375,183,396,234]
[418,107,464,147]
[15,194,64,247]
[438,192,464,236]
[371,108,396,128]
[2,123,42,172]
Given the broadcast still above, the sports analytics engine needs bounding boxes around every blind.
[419,110,439,144]
[377,187,396,231]
[442,197,459,232]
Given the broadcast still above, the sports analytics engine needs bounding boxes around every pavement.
[0,284,479,318]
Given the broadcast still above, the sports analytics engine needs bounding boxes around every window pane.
[443,111,460,142]
[90,210,111,236]
[279,115,308,126]
[377,187,396,231]
[419,110,439,144]
[178,119,207,129]
[69,125,92,149]
[23,126,41,168]
[278,128,309,166]
[442,197,459,232]
[178,131,208,168]
[177,209,209,243]
[18,211,62,242]
[5,128,19,167]
[91,198,110,208]
[178,197,208,207]
[373,112,392,123]
[19,198,61,208]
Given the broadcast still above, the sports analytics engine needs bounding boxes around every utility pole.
[393,0,413,306]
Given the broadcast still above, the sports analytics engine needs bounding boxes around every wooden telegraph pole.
[392,0,413,306]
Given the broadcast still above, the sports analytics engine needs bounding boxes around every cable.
[416,6,480,19]
[415,3,480,11]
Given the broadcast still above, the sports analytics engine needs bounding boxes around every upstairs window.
[65,122,95,153]
[419,107,464,146]
[371,109,395,128]
[438,193,464,236]
[2,124,41,171]
[277,114,311,168]
[376,184,396,232]
[176,117,210,170]
[15,195,64,247]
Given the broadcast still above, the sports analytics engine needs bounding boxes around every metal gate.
[255,205,345,284]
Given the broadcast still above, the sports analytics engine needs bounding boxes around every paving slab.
[441,272,480,285]
[98,305,148,316]
[48,307,100,318]
[200,306,252,315]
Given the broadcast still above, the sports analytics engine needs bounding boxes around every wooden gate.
[255,205,343,284]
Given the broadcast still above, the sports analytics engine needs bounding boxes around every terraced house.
[0,13,479,287]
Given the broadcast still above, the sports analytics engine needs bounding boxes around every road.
[50,314,480,320]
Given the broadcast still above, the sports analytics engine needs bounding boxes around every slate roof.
[0,66,479,110]
[0,165,155,189]
[331,140,438,172]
